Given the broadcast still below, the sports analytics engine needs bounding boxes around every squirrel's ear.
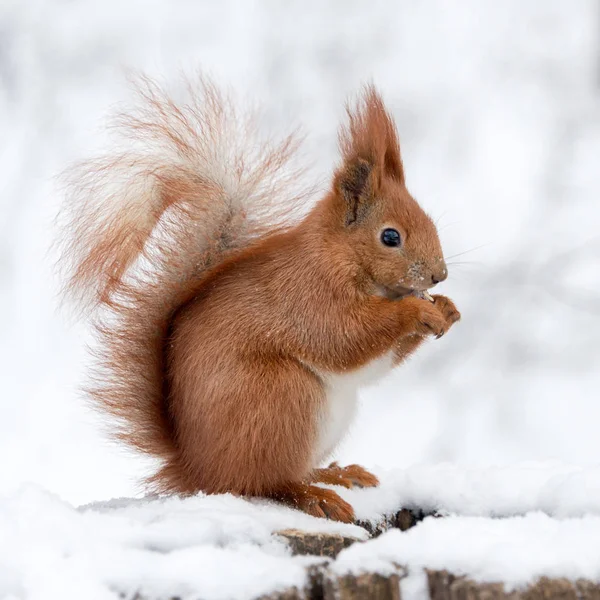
[339,86,405,187]
[335,158,375,226]
[381,138,403,183]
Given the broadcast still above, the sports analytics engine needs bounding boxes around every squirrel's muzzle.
[430,261,448,286]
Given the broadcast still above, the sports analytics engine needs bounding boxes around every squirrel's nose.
[431,264,448,285]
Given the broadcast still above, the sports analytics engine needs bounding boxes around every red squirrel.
[59,76,460,523]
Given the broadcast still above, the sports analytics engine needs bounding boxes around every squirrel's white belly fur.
[313,351,395,466]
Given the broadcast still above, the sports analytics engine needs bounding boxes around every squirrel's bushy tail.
[58,75,305,492]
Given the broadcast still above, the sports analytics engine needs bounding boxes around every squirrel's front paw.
[410,299,448,339]
[431,295,461,336]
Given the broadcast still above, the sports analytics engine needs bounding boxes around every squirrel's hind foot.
[311,462,380,489]
[269,481,355,523]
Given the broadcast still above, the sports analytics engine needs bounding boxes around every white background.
[1,0,599,506]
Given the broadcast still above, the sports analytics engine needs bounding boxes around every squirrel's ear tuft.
[338,85,404,186]
[335,158,374,225]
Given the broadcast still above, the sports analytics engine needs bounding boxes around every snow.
[331,463,600,594]
[334,514,600,596]
[4,465,600,599]
[335,462,600,522]
[0,485,365,600]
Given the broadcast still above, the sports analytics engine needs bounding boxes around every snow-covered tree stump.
[427,571,600,600]
[264,513,600,600]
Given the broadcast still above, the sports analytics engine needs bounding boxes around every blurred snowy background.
[0,0,599,507]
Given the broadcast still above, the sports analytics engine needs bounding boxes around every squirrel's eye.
[381,228,402,247]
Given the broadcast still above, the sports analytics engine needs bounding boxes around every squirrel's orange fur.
[59,76,460,522]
